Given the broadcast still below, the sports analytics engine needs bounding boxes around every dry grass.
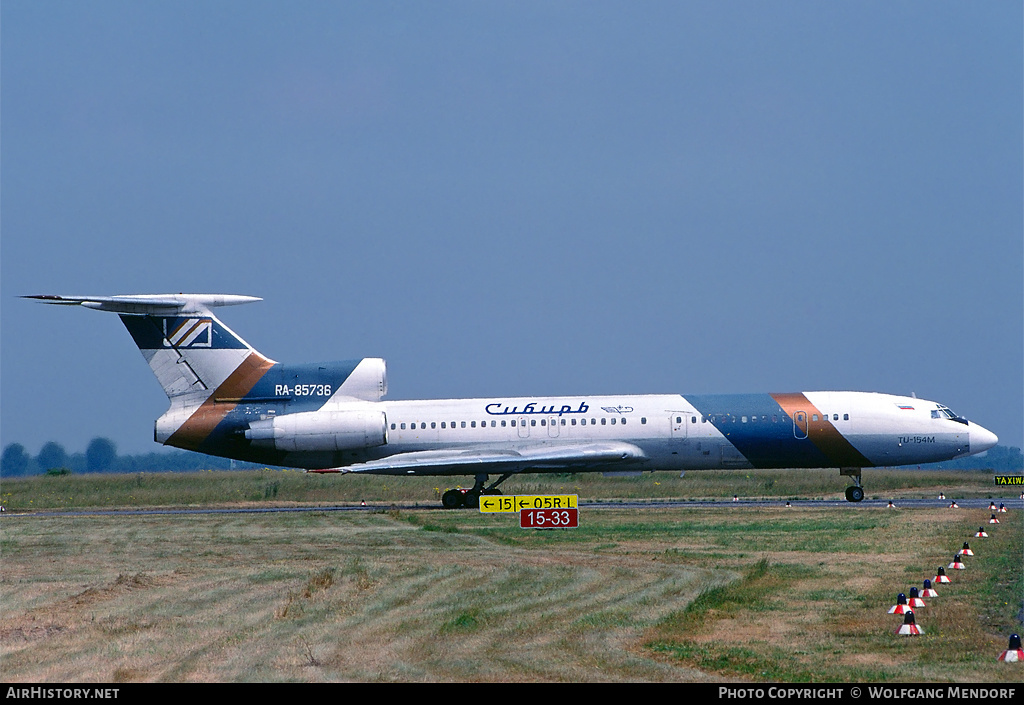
[1,510,718,682]
[2,491,1020,682]
[642,507,1023,682]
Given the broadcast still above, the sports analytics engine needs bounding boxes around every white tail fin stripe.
[166,318,213,348]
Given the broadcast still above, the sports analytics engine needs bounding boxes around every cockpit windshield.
[931,406,968,425]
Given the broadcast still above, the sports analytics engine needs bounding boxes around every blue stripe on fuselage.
[244,360,363,410]
[686,394,835,468]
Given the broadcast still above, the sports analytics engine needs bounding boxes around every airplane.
[27,293,999,508]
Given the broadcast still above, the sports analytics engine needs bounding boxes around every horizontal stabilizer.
[27,293,268,406]
[24,294,260,315]
[310,441,647,476]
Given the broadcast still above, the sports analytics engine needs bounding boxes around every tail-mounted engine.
[245,408,387,452]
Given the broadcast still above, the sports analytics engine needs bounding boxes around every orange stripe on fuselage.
[167,353,276,451]
[770,392,872,468]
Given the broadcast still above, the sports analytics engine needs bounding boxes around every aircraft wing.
[309,441,647,476]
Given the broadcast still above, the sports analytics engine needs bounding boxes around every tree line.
[1,438,264,476]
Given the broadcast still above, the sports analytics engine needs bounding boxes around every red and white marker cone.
[989,514,1000,524]
[999,503,1007,513]
[887,500,896,508]
[949,500,959,509]
[989,502,997,511]
[938,493,945,500]
[958,542,974,556]
[934,566,951,584]
[975,527,989,538]
[998,634,1023,662]
[920,579,938,598]
[949,555,966,570]
[896,611,922,635]
[888,593,913,614]
[907,587,926,608]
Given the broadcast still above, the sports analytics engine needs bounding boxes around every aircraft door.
[548,416,560,438]
[518,416,530,439]
[793,411,809,439]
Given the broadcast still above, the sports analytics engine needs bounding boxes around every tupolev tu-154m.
[28,294,999,508]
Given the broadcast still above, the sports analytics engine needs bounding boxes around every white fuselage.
[308,391,993,474]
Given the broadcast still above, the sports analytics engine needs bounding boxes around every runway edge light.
[998,634,1023,662]
[896,611,922,636]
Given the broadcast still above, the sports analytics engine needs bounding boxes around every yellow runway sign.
[478,495,578,513]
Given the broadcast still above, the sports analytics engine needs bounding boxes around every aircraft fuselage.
[28,294,999,505]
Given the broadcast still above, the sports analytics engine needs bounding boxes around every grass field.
[2,469,1022,682]
[0,465,1013,511]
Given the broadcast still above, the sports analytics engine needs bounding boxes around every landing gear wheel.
[845,486,864,503]
[463,490,480,509]
[442,489,464,509]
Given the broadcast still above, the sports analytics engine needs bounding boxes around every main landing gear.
[841,467,864,502]
[441,472,515,509]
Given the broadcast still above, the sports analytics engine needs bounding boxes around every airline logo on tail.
[164,318,213,348]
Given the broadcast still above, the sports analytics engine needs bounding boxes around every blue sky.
[2,1,1021,456]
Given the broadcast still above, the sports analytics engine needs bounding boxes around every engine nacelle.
[339,358,387,402]
[245,409,387,452]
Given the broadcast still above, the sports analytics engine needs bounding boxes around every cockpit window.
[932,406,968,424]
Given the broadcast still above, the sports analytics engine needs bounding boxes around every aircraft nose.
[969,423,998,454]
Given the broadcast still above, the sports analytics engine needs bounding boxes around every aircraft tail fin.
[25,294,273,405]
